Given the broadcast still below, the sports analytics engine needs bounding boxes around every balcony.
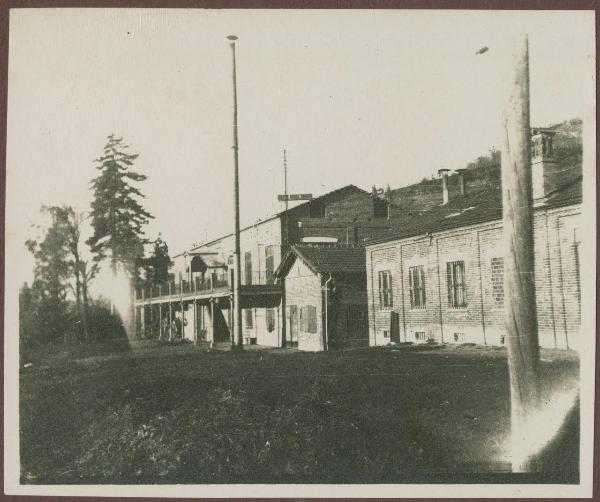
[135,272,281,308]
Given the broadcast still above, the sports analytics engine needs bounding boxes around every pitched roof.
[276,244,366,278]
[367,174,582,245]
[178,185,367,257]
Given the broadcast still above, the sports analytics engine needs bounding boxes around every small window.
[408,266,426,309]
[266,308,275,333]
[309,201,325,218]
[415,331,426,341]
[447,261,467,308]
[244,309,253,329]
[453,332,464,342]
[378,270,393,309]
[383,330,389,338]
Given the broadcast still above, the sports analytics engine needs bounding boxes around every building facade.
[134,185,399,347]
[366,202,581,350]
[365,128,583,351]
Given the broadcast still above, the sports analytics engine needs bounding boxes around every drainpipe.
[324,274,333,351]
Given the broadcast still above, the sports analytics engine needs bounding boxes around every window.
[309,200,325,218]
[383,330,390,338]
[265,245,274,284]
[490,257,504,306]
[346,305,367,332]
[378,270,393,309]
[453,332,464,342]
[266,308,275,333]
[408,266,426,309]
[447,261,467,308]
[300,305,318,333]
[415,331,426,341]
[244,309,253,329]
[244,251,252,285]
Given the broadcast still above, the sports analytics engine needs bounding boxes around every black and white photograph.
[4,7,596,498]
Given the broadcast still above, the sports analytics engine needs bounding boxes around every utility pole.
[228,34,243,351]
[501,33,541,472]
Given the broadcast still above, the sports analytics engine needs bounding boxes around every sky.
[6,9,595,291]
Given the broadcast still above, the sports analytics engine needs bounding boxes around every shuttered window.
[408,266,426,309]
[378,270,393,309]
[265,246,274,284]
[300,305,317,333]
[266,308,275,333]
[244,251,252,285]
[447,261,467,308]
[244,309,253,329]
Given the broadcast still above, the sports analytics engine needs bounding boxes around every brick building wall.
[366,204,582,350]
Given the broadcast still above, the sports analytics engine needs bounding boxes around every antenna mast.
[283,149,289,213]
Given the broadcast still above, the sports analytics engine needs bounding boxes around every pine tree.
[141,234,173,287]
[87,134,153,278]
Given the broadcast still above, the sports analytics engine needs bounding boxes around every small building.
[275,244,368,351]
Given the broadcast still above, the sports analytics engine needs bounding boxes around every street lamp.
[227,34,243,351]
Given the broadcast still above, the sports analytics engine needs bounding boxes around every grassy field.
[19,341,579,484]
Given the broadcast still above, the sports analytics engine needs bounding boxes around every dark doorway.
[288,305,299,347]
[390,311,401,343]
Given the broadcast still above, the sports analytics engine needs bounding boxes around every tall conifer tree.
[87,134,153,280]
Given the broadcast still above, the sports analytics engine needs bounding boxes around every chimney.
[456,169,467,196]
[531,128,557,202]
[438,168,450,204]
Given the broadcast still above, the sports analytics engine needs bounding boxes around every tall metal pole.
[228,35,243,351]
[501,33,541,472]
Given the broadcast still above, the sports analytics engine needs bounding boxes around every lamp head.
[227,35,238,41]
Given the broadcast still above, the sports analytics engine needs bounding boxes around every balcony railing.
[136,271,279,302]
[136,276,229,301]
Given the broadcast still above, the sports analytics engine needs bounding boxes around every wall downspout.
[476,231,487,345]
[544,210,558,348]
[435,238,445,343]
[398,244,407,342]
[324,273,333,351]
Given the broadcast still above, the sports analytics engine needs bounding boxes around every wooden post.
[168,282,173,341]
[501,33,541,472]
[228,36,244,351]
[180,278,184,341]
[158,296,163,341]
[193,299,198,344]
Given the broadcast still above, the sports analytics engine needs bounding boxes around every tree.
[87,134,153,279]
[141,234,173,287]
[65,210,99,340]
[25,206,73,343]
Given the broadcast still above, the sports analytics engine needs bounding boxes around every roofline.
[365,194,581,247]
[175,184,367,257]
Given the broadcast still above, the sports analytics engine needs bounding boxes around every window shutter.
[408,268,414,307]
[388,273,393,307]
[447,262,453,306]
[420,267,426,306]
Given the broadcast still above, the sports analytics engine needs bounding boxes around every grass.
[19,341,579,484]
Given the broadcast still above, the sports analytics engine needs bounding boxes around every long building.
[365,128,583,350]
